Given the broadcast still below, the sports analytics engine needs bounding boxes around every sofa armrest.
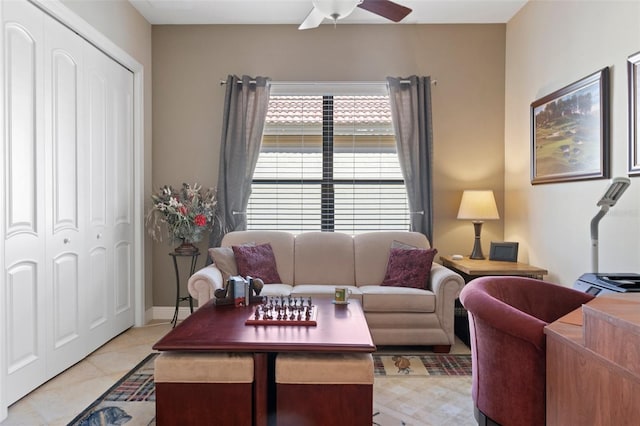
[187,264,225,308]
[429,263,465,344]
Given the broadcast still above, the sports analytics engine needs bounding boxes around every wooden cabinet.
[2,0,135,405]
[545,295,640,425]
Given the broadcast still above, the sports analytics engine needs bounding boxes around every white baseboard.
[150,306,194,322]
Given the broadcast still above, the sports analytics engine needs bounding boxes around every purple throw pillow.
[232,243,282,284]
[381,247,438,289]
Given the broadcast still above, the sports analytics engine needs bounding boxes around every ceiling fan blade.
[299,7,325,30]
[357,0,412,22]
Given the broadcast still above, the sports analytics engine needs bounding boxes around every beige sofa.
[187,231,464,352]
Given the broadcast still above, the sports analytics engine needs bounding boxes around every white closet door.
[110,60,135,334]
[84,41,134,343]
[84,44,111,352]
[3,0,46,404]
[2,0,136,406]
[84,44,136,350]
[43,13,87,378]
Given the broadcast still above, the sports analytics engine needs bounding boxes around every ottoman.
[275,352,374,426]
[154,352,254,425]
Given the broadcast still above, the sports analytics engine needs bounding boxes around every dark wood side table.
[440,255,548,281]
[440,255,548,345]
[168,251,200,327]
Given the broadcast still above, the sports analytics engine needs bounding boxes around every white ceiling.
[129,0,529,26]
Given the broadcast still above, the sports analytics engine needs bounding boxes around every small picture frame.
[489,242,519,262]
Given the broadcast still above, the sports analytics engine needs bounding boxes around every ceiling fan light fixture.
[312,0,362,21]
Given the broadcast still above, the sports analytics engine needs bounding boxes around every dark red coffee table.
[153,297,376,425]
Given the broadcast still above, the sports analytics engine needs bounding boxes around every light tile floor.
[1,321,173,426]
[1,322,474,425]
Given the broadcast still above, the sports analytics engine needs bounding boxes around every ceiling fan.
[299,0,412,30]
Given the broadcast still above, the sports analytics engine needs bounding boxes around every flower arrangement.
[146,183,217,246]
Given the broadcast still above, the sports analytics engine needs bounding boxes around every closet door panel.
[43,14,86,377]
[5,261,43,403]
[6,262,39,371]
[87,248,108,329]
[6,24,38,235]
[84,45,111,352]
[3,0,46,404]
[110,63,134,333]
[50,42,80,232]
[51,253,80,347]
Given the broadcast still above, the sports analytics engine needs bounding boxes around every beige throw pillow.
[208,247,237,282]
[208,242,256,282]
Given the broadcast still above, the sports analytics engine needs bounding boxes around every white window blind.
[247,83,410,234]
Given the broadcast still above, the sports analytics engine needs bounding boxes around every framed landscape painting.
[628,51,640,176]
[530,68,610,184]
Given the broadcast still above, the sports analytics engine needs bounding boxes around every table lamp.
[457,190,499,259]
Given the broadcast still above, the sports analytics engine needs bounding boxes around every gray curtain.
[386,76,434,243]
[210,75,271,247]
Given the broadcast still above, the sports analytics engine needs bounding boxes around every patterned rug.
[68,353,158,426]
[69,352,471,425]
[374,354,472,377]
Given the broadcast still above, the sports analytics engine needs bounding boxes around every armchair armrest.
[461,290,548,351]
[187,264,225,308]
[429,263,465,344]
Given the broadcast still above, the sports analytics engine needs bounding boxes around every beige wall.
[60,0,154,309]
[505,1,640,285]
[152,24,506,306]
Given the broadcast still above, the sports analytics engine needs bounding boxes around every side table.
[440,255,548,345]
[169,251,200,327]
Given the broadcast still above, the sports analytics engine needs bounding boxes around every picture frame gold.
[530,68,610,184]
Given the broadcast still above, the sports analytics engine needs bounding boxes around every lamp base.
[469,221,485,260]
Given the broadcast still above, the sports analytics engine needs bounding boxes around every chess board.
[245,298,318,326]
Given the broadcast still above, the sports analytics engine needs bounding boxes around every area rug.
[68,353,158,426]
[69,352,471,425]
[374,354,472,377]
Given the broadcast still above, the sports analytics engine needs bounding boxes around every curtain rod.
[219,79,438,86]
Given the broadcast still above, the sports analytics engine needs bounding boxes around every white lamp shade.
[457,190,499,220]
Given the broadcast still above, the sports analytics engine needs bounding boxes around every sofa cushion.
[290,285,362,302]
[381,247,437,289]
[233,243,282,284]
[259,283,294,297]
[391,240,419,250]
[353,232,430,286]
[294,232,355,286]
[359,285,436,313]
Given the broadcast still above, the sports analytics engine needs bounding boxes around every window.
[247,83,410,234]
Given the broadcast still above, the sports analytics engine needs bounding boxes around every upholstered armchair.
[459,276,594,426]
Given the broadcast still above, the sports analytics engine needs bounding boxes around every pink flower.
[194,214,207,226]
[179,206,188,216]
